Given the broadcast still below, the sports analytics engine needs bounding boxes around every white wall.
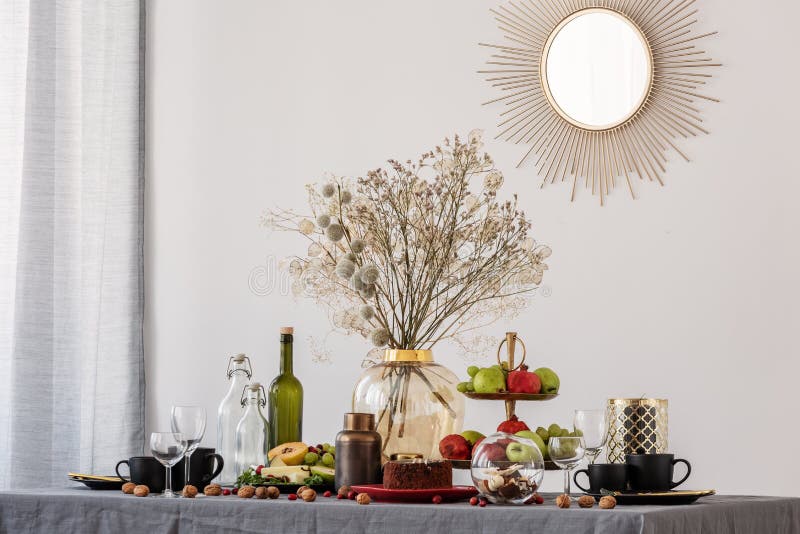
[146,0,800,496]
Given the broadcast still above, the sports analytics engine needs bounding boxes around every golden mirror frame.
[480,0,721,204]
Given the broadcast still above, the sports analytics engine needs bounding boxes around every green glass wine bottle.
[268,327,303,450]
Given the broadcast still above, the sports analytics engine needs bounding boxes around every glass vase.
[352,349,464,461]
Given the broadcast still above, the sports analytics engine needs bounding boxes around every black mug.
[175,447,224,490]
[115,456,179,493]
[574,463,628,494]
[626,453,691,492]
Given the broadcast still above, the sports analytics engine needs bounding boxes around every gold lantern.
[606,398,668,463]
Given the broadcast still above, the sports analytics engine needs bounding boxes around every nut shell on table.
[203,484,222,496]
[237,485,256,499]
[599,495,617,509]
[578,495,595,508]
[356,493,371,505]
[182,485,198,498]
[296,485,310,496]
[254,487,268,499]
[133,485,150,497]
[300,489,317,502]
[337,485,351,497]
[266,486,280,499]
[556,494,571,508]
[121,482,136,495]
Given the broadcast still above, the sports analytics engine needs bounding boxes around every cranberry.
[432,495,442,504]
[534,493,544,505]
[479,499,487,508]
[337,494,345,500]
[255,465,264,475]
[231,487,238,495]
[288,493,298,501]
[323,491,332,498]
[222,489,231,496]
[347,490,357,500]
[469,496,479,506]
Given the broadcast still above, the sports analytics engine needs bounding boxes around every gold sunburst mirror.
[480,0,720,204]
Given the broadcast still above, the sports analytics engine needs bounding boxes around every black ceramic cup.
[174,447,224,490]
[626,453,691,492]
[115,456,179,493]
[573,463,628,494]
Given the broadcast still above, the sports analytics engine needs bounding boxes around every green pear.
[460,430,486,447]
[473,367,506,393]
[515,430,547,458]
[533,367,560,394]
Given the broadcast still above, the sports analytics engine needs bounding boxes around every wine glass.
[573,409,607,464]
[171,406,206,492]
[150,432,187,498]
[548,436,585,497]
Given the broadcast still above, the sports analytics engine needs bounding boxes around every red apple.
[439,434,471,460]
[471,437,485,458]
[482,443,507,462]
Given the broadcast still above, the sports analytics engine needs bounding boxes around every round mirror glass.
[543,10,652,130]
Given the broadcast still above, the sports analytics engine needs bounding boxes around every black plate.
[69,476,125,491]
[251,483,334,494]
[584,489,715,505]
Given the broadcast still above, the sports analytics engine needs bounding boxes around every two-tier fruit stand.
[455,331,559,470]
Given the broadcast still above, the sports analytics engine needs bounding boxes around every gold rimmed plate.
[68,473,125,490]
[586,489,716,505]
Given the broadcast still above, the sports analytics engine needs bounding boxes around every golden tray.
[462,392,558,401]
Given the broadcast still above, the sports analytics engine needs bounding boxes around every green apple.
[473,367,506,393]
[505,442,535,463]
[533,367,560,394]
[460,430,485,447]
[515,430,547,458]
[467,365,480,378]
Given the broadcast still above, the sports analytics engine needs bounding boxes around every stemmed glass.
[548,436,585,497]
[170,406,206,492]
[573,409,607,464]
[150,432,187,498]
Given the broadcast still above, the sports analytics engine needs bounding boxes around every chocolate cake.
[382,459,452,490]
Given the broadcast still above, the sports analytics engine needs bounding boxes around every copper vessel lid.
[343,412,375,431]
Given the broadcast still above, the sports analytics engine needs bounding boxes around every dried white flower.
[308,243,323,257]
[370,328,390,347]
[299,219,315,235]
[359,305,375,321]
[335,259,356,279]
[316,214,331,228]
[360,284,376,299]
[321,183,336,198]
[484,171,504,191]
[288,260,302,276]
[344,252,357,262]
[325,223,344,242]
[340,190,352,204]
[350,239,366,254]
[360,265,380,285]
[351,273,365,291]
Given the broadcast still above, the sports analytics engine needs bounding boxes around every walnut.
[121,482,136,494]
[300,489,317,502]
[237,485,256,498]
[254,487,268,499]
[578,495,595,508]
[356,492,371,505]
[266,486,280,499]
[182,485,198,498]
[203,484,222,496]
[556,493,571,508]
[133,485,150,497]
[296,485,310,496]
[599,495,617,509]
[337,485,351,497]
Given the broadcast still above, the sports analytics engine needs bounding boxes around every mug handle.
[203,453,225,483]
[115,460,131,483]
[573,468,591,493]
[670,458,691,488]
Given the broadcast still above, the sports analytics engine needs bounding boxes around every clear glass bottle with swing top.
[234,383,270,479]
[217,353,252,485]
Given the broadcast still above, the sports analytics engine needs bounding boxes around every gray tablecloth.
[1,488,798,534]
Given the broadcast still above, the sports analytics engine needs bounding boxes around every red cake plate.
[350,484,478,503]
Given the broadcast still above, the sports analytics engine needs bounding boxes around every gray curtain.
[0,0,145,489]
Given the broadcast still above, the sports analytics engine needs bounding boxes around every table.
[1,488,798,534]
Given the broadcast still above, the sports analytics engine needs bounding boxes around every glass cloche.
[471,432,545,504]
[352,349,464,460]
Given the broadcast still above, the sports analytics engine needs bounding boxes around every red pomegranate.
[497,414,530,434]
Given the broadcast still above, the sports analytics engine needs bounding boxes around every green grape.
[456,382,469,393]
[467,366,480,378]
[466,381,475,392]
[322,452,335,467]
[303,452,319,466]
